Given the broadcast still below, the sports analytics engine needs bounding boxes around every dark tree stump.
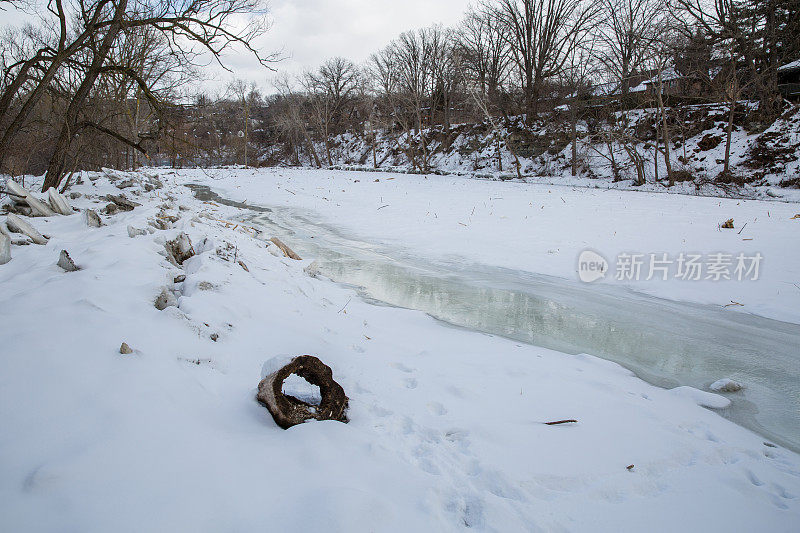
[257,355,348,429]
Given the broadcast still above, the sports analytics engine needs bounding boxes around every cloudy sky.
[214,0,473,94]
[1,0,473,94]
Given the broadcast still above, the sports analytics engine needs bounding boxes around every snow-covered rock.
[165,232,194,265]
[669,386,732,409]
[127,225,147,238]
[56,249,79,272]
[47,187,74,215]
[710,378,745,393]
[5,213,48,245]
[5,179,55,217]
[0,225,10,265]
[84,209,102,227]
[154,287,178,310]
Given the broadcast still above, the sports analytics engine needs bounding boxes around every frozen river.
[190,184,800,453]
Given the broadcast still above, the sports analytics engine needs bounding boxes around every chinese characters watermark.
[578,250,762,283]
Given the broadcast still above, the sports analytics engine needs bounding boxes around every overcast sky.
[213,0,473,94]
[0,0,473,94]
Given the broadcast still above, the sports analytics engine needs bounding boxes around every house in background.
[778,59,800,101]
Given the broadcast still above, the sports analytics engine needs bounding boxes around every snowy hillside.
[260,103,800,201]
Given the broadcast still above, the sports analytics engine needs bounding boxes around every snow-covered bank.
[2,170,800,531]
[185,167,800,324]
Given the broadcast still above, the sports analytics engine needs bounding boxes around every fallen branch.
[270,237,301,260]
[544,419,578,425]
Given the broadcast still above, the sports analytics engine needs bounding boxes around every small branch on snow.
[544,419,578,425]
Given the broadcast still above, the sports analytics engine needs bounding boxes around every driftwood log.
[270,237,302,260]
[257,355,348,429]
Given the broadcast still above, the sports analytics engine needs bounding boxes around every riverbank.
[2,168,799,531]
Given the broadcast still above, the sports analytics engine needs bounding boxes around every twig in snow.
[377,204,389,210]
[737,222,747,235]
[723,301,744,307]
[544,419,578,425]
[338,298,351,314]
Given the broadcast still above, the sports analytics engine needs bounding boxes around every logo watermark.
[578,250,762,282]
[577,249,609,283]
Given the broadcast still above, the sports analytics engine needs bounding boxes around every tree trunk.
[656,71,674,186]
[42,0,128,191]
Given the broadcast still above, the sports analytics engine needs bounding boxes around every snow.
[710,379,745,393]
[184,167,800,325]
[1,169,800,531]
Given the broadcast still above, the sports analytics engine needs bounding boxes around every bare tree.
[595,0,664,98]
[0,0,277,191]
[458,5,510,109]
[489,0,598,122]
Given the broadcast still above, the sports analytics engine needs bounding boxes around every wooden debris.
[723,301,744,307]
[256,355,348,429]
[270,237,301,260]
[544,419,578,425]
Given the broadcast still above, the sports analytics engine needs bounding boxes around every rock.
[710,378,744,393]
[4,203,32,216]
[174,274,186,283]
[210,333,219,342]
[256,355,348,429]
[46,187,74,215]
[165,232,195,265]
[6,214,48,244]
[104,194,140,211]
[197,281,215,291]
[57,249,79,272]
[116,178,138,189]
[154,287,178,310]
[120,342,133,354]
[69,192,82,200]
[304,260,321,278]
[149,218,171,230]
[85,209,102,227]
[698,133,722,151]
[127,225,147,238]
[5,179,56,217]
[721,218,734,229]
[194,236,215,254]
[0,225,10,265]
[103,203,119,215]
[102,167,123,181]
